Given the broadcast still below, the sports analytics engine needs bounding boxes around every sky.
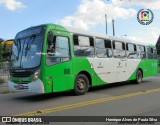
[0,0,160,45]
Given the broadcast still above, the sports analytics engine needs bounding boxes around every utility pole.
[112,19,115,36]
[105,14,108,34]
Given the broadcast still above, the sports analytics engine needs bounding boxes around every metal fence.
[0,61,9,84]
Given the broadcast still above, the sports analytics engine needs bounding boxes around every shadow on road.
[13,91,75,102]
[12,80,152,102]
[89,80,151,92]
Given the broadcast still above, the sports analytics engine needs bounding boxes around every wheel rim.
[76,78,86,91]
[137,71,142,83]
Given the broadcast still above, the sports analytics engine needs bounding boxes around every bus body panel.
[87,58,141,83]
[8,79,44,93]
[72,57,102,86]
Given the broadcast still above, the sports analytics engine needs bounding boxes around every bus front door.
[45,30,73,93]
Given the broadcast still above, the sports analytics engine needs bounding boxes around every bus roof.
[22,23,153,47]
[66,26,149,46]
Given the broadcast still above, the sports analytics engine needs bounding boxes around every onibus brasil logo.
[137,9,154,25]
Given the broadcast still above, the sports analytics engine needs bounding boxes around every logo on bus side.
[137,9,154,25]
[97,62,104,68]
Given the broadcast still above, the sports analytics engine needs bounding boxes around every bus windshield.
[10,27,44,69]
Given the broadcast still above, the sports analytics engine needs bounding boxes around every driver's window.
[46,32,70,66]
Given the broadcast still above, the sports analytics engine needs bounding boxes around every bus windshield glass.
[10,26,44,69]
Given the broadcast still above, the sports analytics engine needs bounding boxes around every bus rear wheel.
[134,70,142,84]
[74,74,89,95]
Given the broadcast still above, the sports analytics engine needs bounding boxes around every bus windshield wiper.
[25,34,36,57]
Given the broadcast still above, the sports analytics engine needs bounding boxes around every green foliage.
[0,43,10,63]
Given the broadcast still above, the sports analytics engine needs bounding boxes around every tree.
[0,42,9,66]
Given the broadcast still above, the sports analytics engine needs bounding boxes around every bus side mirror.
[47,31,54,45]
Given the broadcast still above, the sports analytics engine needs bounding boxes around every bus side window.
[137,45,146,59]
[73,35,95,57]
[95,38,112,58]
[147,47,154,59]
[126,43,137,59]
[113,41,125,58]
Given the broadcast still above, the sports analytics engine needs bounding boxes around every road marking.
[14,88,160,116]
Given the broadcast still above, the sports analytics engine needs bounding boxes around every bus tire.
[74,74,89,95]
[134,70,142,84]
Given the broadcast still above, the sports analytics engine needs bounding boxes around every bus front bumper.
[8,79,45,93]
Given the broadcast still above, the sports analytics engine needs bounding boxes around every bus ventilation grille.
[10,71,32,77]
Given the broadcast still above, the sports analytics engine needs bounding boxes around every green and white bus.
[8,24,158,95]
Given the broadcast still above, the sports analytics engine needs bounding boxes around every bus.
[8,24,159,95]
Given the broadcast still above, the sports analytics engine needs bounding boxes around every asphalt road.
[0,74,160,125]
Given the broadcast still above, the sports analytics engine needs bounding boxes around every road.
[0,74,160,125]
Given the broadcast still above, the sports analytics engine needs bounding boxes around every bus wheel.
[74,74,89,95]
[135,70,142,84]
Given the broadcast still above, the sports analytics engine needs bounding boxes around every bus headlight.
[33,70,40,80]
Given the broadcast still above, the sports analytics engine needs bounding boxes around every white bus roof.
[66,27,149,46]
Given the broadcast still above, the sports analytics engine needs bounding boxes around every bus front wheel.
[135,70,142,84]
[74,74,89,95]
